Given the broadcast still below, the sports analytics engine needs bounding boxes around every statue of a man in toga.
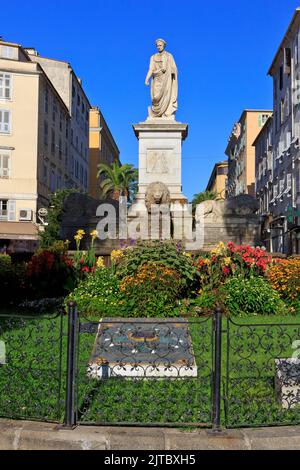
[145,39,178,119]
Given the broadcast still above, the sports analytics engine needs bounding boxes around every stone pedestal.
[132,120,188,206]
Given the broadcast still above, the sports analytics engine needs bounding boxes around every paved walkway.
[1,419,300,450]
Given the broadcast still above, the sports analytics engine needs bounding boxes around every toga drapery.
[148,51,178,118]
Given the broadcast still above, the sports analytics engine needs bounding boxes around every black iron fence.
[0,304,300,430]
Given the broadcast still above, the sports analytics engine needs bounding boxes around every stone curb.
[0,419,300,450]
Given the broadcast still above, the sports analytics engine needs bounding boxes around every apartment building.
[89,106,120,200]
[206,161,228,199]
[226,110,272,198]
[253,116,273,251]
[0,40,74,251]
[266,8,300,254]
[25,48,90,192]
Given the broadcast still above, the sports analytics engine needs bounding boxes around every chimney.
[25,48,39,56]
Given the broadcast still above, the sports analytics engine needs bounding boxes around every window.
[1,46,14,59]
[287,173,292,190]
[273,184,278,199]
[52,99,57,122]
[75,160,79,179]
[44,87,49,113]
[0,200,8,220]
[0,199,14,220]
[0,153,10,178]
[50,169,56,192]
[59,137,62,160]
[279,66,284,90]
[80,164,83,184]
[280,99,285,125]
[57,172,62,190]
[0,109,11,133]
[0,73,12,100]
[59,112,63,132]
[44,121,48,146]
[279,178,285,194]
[51,128,55,155]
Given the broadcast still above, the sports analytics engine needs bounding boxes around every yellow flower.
[74,229,85,242]
[224,257,232,266]
[204,258,211,265]
[111,249,124,262]
[96,256,105,268]
[184,252,192,258]
[90,230,98,240]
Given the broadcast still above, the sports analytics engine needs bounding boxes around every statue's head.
[145,182,171,213]
[155,38,166,52]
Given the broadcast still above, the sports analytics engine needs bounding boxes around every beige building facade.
[206,161,228,199]
[89,106,120,200]
[26,48,90,192]
[226,110,272,198]
[0,40,90,251]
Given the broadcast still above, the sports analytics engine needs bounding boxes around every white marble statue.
[145,39,178,119]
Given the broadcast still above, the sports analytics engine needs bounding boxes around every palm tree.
[191,190,217,211]
[97,162,138,202]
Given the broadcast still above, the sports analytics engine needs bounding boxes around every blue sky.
[2,0,300,199]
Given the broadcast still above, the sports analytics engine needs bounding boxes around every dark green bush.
[118,261,183,317]
[0,256,27,305]
[116,241,197,293]
[221,276,287,316]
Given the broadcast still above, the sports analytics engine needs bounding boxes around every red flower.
[228,241,235,253]
[81,266,89,273]
[79,257,85,264]
[222,266,230,276]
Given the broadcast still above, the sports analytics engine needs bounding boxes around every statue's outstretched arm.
[145,57,154,86]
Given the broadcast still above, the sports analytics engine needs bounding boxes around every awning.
[0,222,39,240]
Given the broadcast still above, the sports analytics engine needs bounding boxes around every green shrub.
[221,276,287,316]
[193,291,217,314]
[0,256,28,305]
[118,261,183,317]
[66,267,120,316]
[116,241,197,292]
[0,254,11,270]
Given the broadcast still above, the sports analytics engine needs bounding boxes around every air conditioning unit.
[19,209,32,221]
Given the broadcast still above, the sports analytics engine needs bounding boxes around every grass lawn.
[0,309,300,428]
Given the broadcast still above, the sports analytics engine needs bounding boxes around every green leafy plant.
[66,267,121,316]
[221,276,287,316]
[39,189,78,248]
[119,261,183,317]
[116,241,197,294]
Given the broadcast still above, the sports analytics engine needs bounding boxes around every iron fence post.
[64,301,78,428]
[212,307,222,431]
